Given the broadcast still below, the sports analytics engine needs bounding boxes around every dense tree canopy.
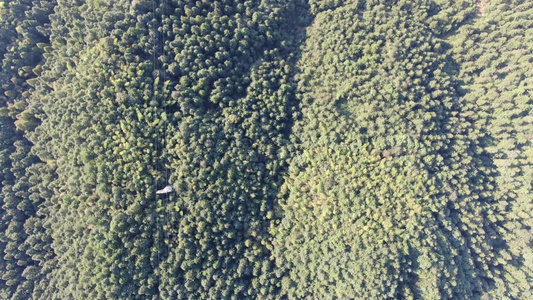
[0,0,531,299]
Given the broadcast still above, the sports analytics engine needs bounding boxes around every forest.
[0,0,531,299]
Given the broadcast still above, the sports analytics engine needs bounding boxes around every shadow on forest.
[151,0,315,296]
[435,31,512,296]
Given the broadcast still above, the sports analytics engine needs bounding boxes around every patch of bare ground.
[477,0,489,16]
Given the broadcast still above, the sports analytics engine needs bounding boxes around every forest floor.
[477,0,489,16]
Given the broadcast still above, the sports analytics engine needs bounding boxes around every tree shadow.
[154,0,315,297]
[432,21,515,298]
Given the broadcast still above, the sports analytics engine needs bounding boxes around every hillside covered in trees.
[0,0,531,299]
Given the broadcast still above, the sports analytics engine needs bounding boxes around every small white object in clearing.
[156,185,174,194]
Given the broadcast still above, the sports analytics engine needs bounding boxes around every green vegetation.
[0,0,530,299]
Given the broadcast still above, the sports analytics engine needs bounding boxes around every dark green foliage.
[0,1,54,299]
[0,0,530,299]
[450,1,533,298]
[154,1,303,298]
